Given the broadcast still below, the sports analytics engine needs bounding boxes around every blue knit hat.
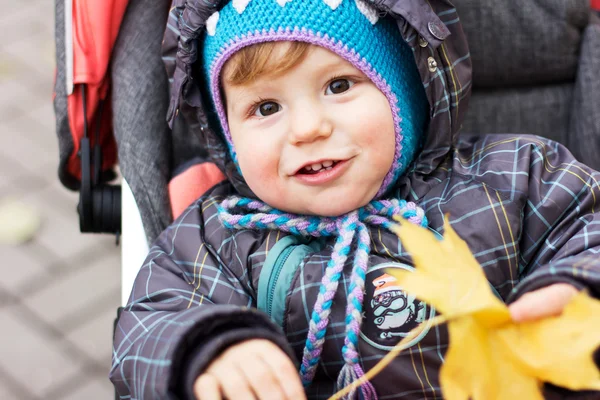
[201,0,428,197]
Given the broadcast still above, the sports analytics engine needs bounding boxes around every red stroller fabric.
[63,0,129,181]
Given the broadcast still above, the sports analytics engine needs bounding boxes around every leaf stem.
[328,315,448,400]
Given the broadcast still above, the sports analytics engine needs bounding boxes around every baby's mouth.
[297,160,341,175]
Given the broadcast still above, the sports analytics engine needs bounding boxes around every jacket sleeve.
[507,136,600,302]
[110,188,295,399]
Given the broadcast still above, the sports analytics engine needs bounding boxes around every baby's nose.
[288,103,333,144]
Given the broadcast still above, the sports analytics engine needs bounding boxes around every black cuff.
[166,306,296,400]
[183,327,297,400]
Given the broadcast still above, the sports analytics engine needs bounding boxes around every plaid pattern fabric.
[111,133,600,399]
[111,1,600,399]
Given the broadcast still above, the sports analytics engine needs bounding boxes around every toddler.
[111,0,600,399]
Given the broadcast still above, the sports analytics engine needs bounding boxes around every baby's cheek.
[239,150,284,200]
[352,96,395,144]
[358,114,396,156]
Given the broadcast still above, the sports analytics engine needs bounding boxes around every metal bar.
[65,0,74,94]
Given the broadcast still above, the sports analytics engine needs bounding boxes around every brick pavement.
[0,1,121,398]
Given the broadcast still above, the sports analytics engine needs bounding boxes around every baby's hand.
[508,283,579,323]
[194,338,306,400]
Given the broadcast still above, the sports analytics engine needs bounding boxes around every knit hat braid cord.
[218,197,428,399]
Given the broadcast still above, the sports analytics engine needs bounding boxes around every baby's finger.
[194,374,221,400]
[208,362,256,400]
[236,356,286,400]
[259,350,306,400]
[509,284,579,323]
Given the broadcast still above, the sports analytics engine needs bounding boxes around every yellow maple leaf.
[386,217,600,400]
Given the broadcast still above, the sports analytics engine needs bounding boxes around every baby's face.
[223,44,395,216]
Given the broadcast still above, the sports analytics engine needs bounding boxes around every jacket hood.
[163,0,472,200]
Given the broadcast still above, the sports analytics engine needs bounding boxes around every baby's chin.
[264,194,374,218]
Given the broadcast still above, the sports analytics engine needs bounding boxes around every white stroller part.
[121,179,149,306]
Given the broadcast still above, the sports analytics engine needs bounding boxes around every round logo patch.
[360,262,435,351]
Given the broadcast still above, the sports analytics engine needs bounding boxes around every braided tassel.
[217,196,429,398]
[363,199,428,229]
[218,197,339,236]
[299,212,358,385]
[337,222,377,399]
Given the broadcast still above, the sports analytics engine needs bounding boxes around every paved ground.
[0,1,121,398]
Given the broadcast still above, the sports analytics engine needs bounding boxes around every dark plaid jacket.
[110,1,600,398]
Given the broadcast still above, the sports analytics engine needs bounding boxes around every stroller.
[53,0,600,395]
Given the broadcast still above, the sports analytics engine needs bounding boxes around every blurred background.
[0,1,120,398]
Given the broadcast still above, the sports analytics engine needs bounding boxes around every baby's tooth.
[311,163,323,171]
[322,160,334,168]
[325,167,332,170]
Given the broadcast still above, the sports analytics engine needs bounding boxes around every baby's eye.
[253,101,281,117]
[326,78,354,95]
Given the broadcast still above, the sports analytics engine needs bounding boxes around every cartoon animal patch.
[361,263,435,351]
